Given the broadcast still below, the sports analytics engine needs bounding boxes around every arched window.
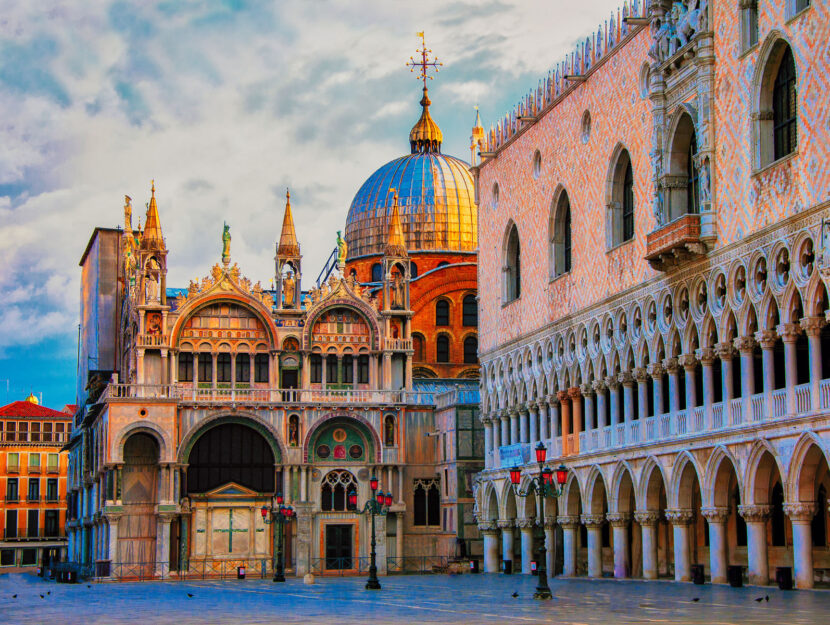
[623,161,635,241]
[217,353,231,383]
[462,294,477,326]
[666,114,699,220]
[435,300,450,326]
[412,333,425,361]
[463,335,478,364]
[409,261,418,278]
[686,131,700,216]
[504,224,521,302]
[608,149,635,247]
[413,478,441,526]
[436,335,450,363]
[235,354,250,383]
[357,355,369,384]
[773,47,797,161]
[178,352,193,382]
[326,354,338,384]
[254,353,269,383]
[198,353,212,383]
[321,470,357,512]
[741,1,759,51]
[371,263,383,282]
[310,354,322,384]
[342,354,354,384]
[550,191,572,277]
[384,415,395,446]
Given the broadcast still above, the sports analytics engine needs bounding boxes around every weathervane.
[407,32,442,89]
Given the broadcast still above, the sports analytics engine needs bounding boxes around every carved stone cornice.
[700,506,730,523]
[605,512,631,527]
[714,342,735,360]
[754,330,778,350]
[800,316,826,337]
[776,323,802,343]
[497,519,515,530]
[783,502,817,522]
[664,509,695,525]
[557,515,581,529]
[733,336,757,353]
[738,504,772,522]
[695,347,715,365]
[581,513,606,528]
[662,357,679,374]
[634,510,661,526]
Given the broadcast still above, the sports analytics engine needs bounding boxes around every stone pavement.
[2,572,830,625]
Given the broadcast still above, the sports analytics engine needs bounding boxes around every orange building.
[0,395,71,569]
[344,75,480,381]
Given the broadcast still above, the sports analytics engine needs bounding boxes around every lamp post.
[348,476,393,590]
[261,493,295,582]
[509,442,568,600]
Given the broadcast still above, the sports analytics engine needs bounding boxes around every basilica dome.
[345,88,477,260]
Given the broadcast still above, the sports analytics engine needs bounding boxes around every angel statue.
[222,222,231,264]
[336,230,348,268]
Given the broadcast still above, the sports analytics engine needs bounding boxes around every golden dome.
[409,88,443,154]
[25,393,39,405]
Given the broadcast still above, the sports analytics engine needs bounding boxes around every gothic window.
[384,415,395,446]
[217,353,231,383]
[504,224,521,302]
[463,335,478,364]
[321,470,357,512]
[608,149,635,247]
[462,294,477,327]
[623,162,635,241]
[254,353,269,383]
[436,335,450,363]
[326,354,338,384]
[740,1,759,51]
[178,352,193,382]
[792,0,810,14]
[686,132,700,215]
[357,355,369,383]
[667,114,699,220]
[197,353,212,383]
[235,354,250,383]
[310,354,322,384]
[436,300,450,326]
[550,191,572,277]
[412,333,425,361]
[342,355,354,383]
[413,478,441,526]
[371,263,383,282]
[773,47,797,161]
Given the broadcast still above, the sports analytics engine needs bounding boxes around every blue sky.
[0,0,628,408]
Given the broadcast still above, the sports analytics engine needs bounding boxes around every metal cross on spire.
[407,32,442,90]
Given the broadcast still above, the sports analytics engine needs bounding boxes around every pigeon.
[511,592,519,598]
[12,594,17,599]
[755,597,763,602]
[87,585,92,589]
[187,593,194,598]
[39,594,45,599]
[691,597,700,602]
[765,596,769,602]
[47,591,51,595]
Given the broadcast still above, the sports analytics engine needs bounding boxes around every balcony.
[384,338,413,351]
[28,465,41,474]
[7,464,19,474]
[645,214,706,271]
[136,333,169,348]
[103,383,437,407]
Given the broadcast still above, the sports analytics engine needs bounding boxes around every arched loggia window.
[755,40,799,169]
[773,47,797,161]
[504,224,521,302]
[550,191,572,277]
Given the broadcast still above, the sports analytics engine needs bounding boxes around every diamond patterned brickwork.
[478,3,829,355]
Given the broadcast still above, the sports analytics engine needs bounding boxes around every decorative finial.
[406,33,444,154]
[286,187,290,202]
[151,179,155,195]
[407,32,442,91]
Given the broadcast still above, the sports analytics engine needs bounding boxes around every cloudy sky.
[0,0,627,407]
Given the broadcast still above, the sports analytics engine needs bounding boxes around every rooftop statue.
[222,222,231,265]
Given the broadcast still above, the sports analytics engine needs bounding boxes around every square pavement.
[2,572,829,624]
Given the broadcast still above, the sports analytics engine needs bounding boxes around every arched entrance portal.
[185,421,281,568]
[118,433,159,574]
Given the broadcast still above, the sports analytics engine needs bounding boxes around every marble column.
[634,511,661,580]
[500,412,510,449]
[582,514,604,578]
[491,414,501,456]
[715,343,735,402]
[606,376,620,425]
[548,396,560,438]
[155,514,174,576]
[701,507,730,584]
[482,417,493,469]
[755,330,777,405]
[607,513,631,578]
[106,514,121,566]
[518,520,534,574]
[665,509,695,582]
[537,400,549,444]
[559,516,580,577]
[528,405,539,447]
[519,409,529,444]
[396,511,404,568]
[634,368,649,421]
[802,316,825,410]
[481,525,501,573]
[647,363,664,417]
[679,354,698,411]
[499,520,515,572]
[558,391,571,455]
[785,502,817,589]
[593,380,607,428]
[620,373,635,423]
[510,411,520,445]
[569,387,582,454]
[581,384,595,432]
[663,358,680,416]
[777,324,802,415]
[738,504,772,586]
[696,348,715,428]
[544,516,557,577]
[734,336,756,420]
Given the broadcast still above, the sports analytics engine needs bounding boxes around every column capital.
[733,335,757,353]
[477,521,499,534]
[662,357,679,374]
[591,379,607,393]
[604,375,619,390]
[546,394,559,405]
[605,512,631,527]
[557,515,581,529]
[567,386,582,399]
[580,513,605,528]
[480,415,493,426]
[800,315,826,337]
[664,508,695,525]
[633,510,661,526]
[646,362,664,378]
[617,371,634,386]
[754,329,778,350]
[497,519,515,530]
[527,402,539,414]
[580,383,594,397]
[783,501,817,522]
[714,342,736,360]
[517,518,535,530]
[543,515,558,528]
[737,504,772,522]
[556,390,569,402]
[776,323,802,343]
[633,367,649,383]
[678,353,697,370]
[700,506,730,523]
[694,347,715,365]
[509,409,520,418]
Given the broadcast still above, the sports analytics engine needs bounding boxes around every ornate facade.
[474,0,830,589]
[65,69,482,578]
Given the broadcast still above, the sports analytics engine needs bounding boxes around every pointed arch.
[669,451,704,509]
[639,457,669,512]
[609,461,637,514]
[703,445,743,508]
[744,439,786,506]
[549,186,573,278]
[787,432,830,503]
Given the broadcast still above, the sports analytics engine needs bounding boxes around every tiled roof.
[0,401,71,419]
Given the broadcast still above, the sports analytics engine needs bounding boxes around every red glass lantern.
[384,493,393,507]
[348,489,358,509]
[260,506,268,520]
[276,492,284,506]
[542,468,553,486]
[555,464,568,486]
[535,442,547,464]
[376,490,385,505]
[509,468,521,485]
[369,476,379,491]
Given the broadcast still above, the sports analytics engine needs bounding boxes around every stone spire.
[277,188,300,257]
[470,105,484,165]
[141,180,164,249]
[384,190,408,258]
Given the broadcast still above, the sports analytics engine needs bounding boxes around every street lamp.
[509,442,568,600]
[261,493,295,582]
[348,476,393,590]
